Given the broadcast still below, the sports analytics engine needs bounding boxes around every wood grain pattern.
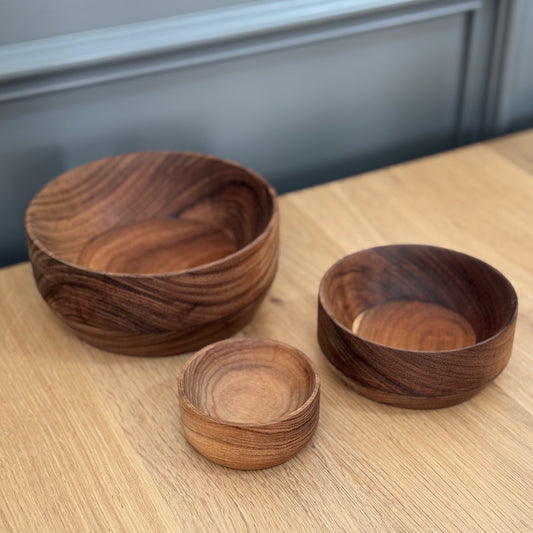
[78,218,237,274]
[2,130,532,531]
[318,245,518,408]
[352,300,477,351]
[178,338,320,470]
[25,152,279,355]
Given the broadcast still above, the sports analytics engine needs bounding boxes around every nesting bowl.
[317,245,518,408]
[178,338,320,469]
[25,152,279,355]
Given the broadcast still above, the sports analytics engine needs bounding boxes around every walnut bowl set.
[317,245,518,409]
[26,152,279,356]
[179,338,320,470]
[26,152,518,469]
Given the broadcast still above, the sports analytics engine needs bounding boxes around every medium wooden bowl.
[25,152,279,356]
[317,245,518,408]
[178,338,320,469]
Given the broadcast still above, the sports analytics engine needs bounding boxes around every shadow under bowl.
[25,152,279,355]
[317,244,518,408]
[178,338,320,469]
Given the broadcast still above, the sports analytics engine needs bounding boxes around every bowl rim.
[318,243,519,355]
[178,337,320,429]
[25,150,278,279]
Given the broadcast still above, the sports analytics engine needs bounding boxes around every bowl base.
[352,300,476,351]
[63,292,266,356]
[78,218,237,274]
[328,361,484,409]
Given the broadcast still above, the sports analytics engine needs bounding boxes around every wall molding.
[485,0,528,134]
[0,0,480,103]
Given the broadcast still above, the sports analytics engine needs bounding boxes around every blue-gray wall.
[489,0,533,133]
[0,0,532,266]
[0,0,255,45]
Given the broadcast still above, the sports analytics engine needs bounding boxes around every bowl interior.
[321,245,517,351]
[181,339,317,425]
[26,152,275,274]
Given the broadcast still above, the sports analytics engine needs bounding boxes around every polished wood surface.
[179,338,320,470]
[78,218,238,274]
[25,152,279,356]
[317,245,517,408]
[353,301,477,350]
[2,131,532,531]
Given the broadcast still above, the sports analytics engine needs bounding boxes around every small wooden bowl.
[318,245,518,408]
[25,152,278,356]
[178,338,320,469]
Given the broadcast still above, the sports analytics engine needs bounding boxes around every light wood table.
[1,131,532,532]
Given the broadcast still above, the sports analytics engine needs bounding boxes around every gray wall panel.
[505,1,533,131]
[489,0,533,133]
[0,0,254,45]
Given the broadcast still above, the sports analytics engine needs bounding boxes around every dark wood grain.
[25,152,279,356]
[317,245,518,408]
[352,300,477,351]
[178,338,320,470]
[78,218,237,273]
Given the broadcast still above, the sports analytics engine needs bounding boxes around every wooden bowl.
[25,152,279,356]
[317,245,518,408]
[178,338,320,469]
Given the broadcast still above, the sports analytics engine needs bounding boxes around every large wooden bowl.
[178,338,320,469]
[318,245,518,408]
[25,152,279,356]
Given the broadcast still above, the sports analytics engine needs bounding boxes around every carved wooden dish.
[318,245,518,408]
[178,338,320,469]
[25,152,279,355]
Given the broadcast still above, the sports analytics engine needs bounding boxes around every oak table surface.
[1,130,532,532]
